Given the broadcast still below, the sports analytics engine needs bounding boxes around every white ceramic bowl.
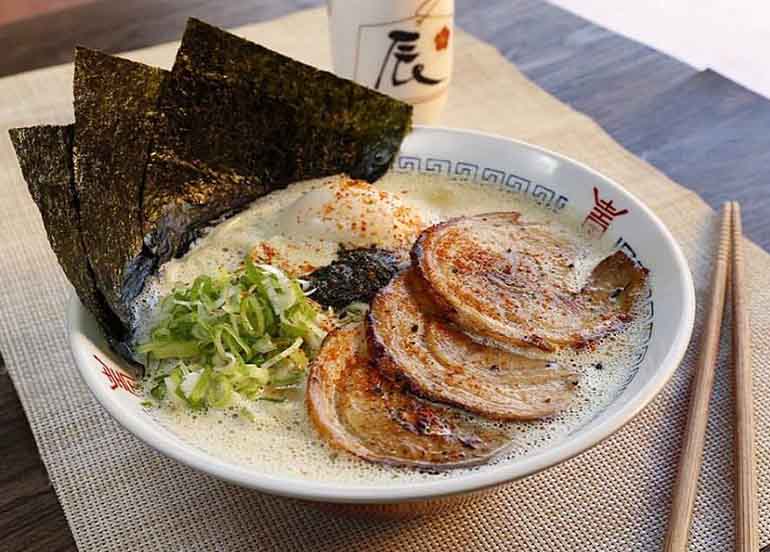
[68,126,695,506]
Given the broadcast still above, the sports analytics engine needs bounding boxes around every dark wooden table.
[2,1,769,550]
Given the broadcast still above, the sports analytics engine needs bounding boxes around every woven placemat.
[1,7,767,551]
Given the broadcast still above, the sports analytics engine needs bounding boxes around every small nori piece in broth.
[141,18,412,263]
[308,248,401,310]
[73,47,167,328]
[8,124,136,366]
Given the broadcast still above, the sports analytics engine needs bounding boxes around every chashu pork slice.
[368,271,577,420]
[306,323,511,469]
[412,212,648,352]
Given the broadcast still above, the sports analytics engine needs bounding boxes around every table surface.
[2,1,770,550]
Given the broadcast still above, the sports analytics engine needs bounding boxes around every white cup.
[327,0,454,124]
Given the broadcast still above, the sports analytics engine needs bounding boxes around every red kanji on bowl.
[95,354,141,396]
[582,187,629,238]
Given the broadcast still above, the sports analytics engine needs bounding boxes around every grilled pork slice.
[306,324,511,469]
[412,213,648,352]
[368,271,577,420]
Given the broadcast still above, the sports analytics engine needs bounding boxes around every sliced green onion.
[150,381,167,400]
[187,367,212,408]
[139,261,327,412]
[137,340,199,359]
[259,337,303,371]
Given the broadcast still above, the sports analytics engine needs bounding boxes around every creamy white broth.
[134,172,651,485]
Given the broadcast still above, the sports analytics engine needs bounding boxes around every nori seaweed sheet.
[73,47,166,328]
[173,19,412,181]
[8,124,136,365]
[142,18,412,262]
[308,248,401,310]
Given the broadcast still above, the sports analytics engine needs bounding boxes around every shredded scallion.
[138,258,327,413]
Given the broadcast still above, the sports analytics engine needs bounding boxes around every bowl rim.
[68,125,696,504]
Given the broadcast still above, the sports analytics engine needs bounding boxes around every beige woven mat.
[1,7,767,551]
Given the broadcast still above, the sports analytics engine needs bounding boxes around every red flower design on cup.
[434,26,450,51]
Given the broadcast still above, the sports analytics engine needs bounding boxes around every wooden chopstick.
[731,201,758,551]
[664,202,732,552]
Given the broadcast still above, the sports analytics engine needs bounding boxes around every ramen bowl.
[68,126,695,512]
